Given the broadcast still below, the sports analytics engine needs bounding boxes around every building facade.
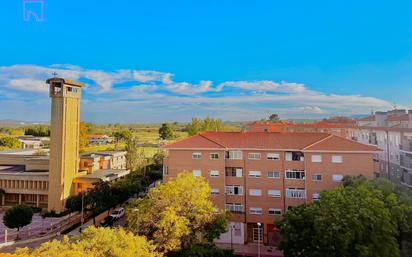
[245,111,412,188]
[163,132,379,246]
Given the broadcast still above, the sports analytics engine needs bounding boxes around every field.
[0,122,243,156]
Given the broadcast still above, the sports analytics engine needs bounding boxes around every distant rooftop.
[74,169,130,184]
[0,149,44,155]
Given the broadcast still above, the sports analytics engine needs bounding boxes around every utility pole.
[80,190,85,232]
[257,222,261,257]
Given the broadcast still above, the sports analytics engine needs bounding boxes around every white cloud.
[0,64,398,122]
[133,70,173,84]
[8,78,48,93]
[164,80,215,95]
[220,81,307,93]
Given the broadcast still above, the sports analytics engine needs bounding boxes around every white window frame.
[210,153,219,160]
[225,203,244,213]
[311,174,322,181]
[268,171,280,179]
[286,188,306,199]
[332,174,343,182]
[268,208,282,215]
[268,189,281,198]
[225,167,243,177]
[248,170,262,178]
[248,152,261,160]
[249,207,263,215]
[285,170,305,180]
[193,170,202,177]
[311,155,322,163]
[267,153,280,160]
[312,193,320,200]
[235,168,243,177]
[332,155,343,163]
[210,170,220,177]
[227,150,243,160]
[192,152,202,159]
[211,188,220,195]
[225,185,244,196]
[285,152,292,161]
[249,189,262,196]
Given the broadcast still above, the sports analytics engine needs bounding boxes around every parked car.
[110,207,125,219]
[100,216,116,227]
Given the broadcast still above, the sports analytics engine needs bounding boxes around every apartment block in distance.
[163,132,379,246]
[245,110,412,188]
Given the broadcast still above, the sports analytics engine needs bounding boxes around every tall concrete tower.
[47,78,84,212]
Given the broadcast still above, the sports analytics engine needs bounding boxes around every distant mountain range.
[0,119,48,127]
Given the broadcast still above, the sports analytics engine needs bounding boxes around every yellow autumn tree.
[79,122,89,149]
[17,227,161,257]
[127,172,227,253]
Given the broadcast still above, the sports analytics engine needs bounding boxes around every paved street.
[217,243,283,257]
[0,212,76,243]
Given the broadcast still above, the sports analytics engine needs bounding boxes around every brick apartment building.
[245,110,412,188]
[163,132,379,246]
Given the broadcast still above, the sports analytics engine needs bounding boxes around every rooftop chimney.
[375,111,387,127]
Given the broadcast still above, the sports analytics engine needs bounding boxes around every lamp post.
[230,224,234,250]
[133,208,139,234]
[257,222,261,257]
[80,190,85,232]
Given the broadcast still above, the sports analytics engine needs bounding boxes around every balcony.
[400,138,412,153]
[285,152,304,162]
[400,153,412,170]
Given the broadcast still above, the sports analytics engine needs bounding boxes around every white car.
[110,207,125,219]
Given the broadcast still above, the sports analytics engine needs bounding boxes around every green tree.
[186,117,224,136]
[87,182,115,225]
[0,137,21,149]
[3,204,33,239]
[159,123,174,140]
[79,122,89,149]
[65,194,82,212]
[112,130,133,142]
[202,117,223,132]
[127,172,227,253]
[203,212,230,243]
[125,137,147,173]
[269,113,280,122]
[24,125,50,137]
[167,244,235,257]
[22,227,161,257]
[186,118,203,136]
[278,184,403,257]
[343,176,412,257]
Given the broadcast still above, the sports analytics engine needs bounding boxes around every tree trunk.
[16,227,20,240]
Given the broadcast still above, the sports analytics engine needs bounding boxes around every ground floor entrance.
[247,223,264,244]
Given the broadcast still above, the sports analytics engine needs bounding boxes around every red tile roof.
[386,114,409,122]
[163,134,225,149]
[303,135,379,152]
[164,132,380,152]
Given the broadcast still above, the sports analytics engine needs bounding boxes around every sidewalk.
[0,212,80,244]
[216,243,283,257]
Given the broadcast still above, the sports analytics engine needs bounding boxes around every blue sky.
[0,0,411,122]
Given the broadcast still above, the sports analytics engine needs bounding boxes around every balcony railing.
[401,140,412,152]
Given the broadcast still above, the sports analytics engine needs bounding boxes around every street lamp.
[230,224,235,250]
[257,222,262,257]
[133,208,139,235]
[80,189,88,232]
